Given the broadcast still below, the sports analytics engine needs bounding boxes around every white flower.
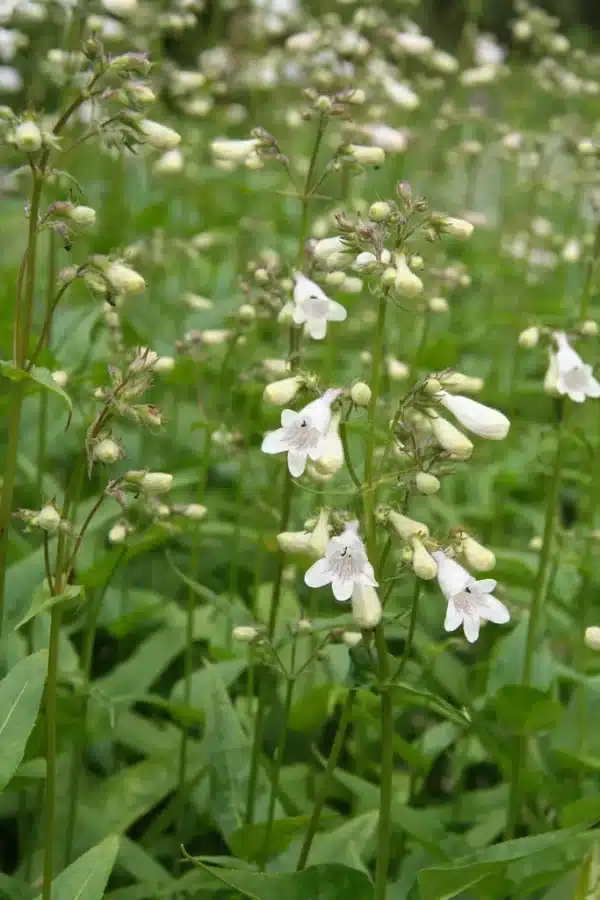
[314,412,344,475]
[211,137,260,163]
[14,120,42,152]
[474,34,505,67]
[261,388,341,477]
[153,148,184,174]
[428,412,474,459]
[105,261,146,295]
[312,236,352,269]
[350,381,371,406]
[351,584,382,629]
[140,472,173,494]
[388,511,429,541]
[292,273,347,340]
[411,537,438,580]
[345,144,385,166]
[138,119,181,150]
[439,372,483,394]
[438,393,510,440]
[263,375,304,406]
[387,356,410,380]
[93,438,122,464]
[381,75,420,109]
[305,520,377,602]
[69,205,96,228]
[308,507,330,557]
[460,535,495,572]
[549,331,600,403]
[440,216,474,241]
[460,65,500,86]
[232,625,260,643]
[0,66,22,92]
[395,31,433,56]
[518,326,540,348]
[360,124,408,153]
[432,551,510,643]
[415,472,440,494]
[277,530,312,554]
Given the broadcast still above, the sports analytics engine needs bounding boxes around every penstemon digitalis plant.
[2,0,600,897]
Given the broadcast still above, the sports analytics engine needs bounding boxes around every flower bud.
[341,276,363,294]
[237,303,255,322]
[388,510,429,541]
[585,627,600,650]
[314,413,344,475]
[518,326,539,348]
[108,522,128,544]
[351,584,382,629]
[37,504,61,534]
[424,377,442,395]
[415,472,440,494]
[263,376,303,406]
[103,0,137,15]
[350,381,371,406]
[51,370,69,388]
[369,201,392,221]
[428,412,473,459]
[14,120,42,152]
[183,503,207,520]
[581,320,599,337]
[438,393,510,441]
[277,531,312,554]
[439,372,483,394]
[153,356,175,374]
[139,119,181,150]
[354,251,377,269]
[153,148,184,174]
[129,347,159,371]
[232,625,260,643]
[411,537,438,579]
[211,137,260,163]
[312,236,352,269]
[201,329,230,345]
[346,144,385,166]
[429,297,449,313]
[105,261,146,295]
[325,270,346,287]
[296,617,313,634]
[69,205,96,228]
[126,471,173,494]
[394,254,423,297]
[438,216,474,240]
[342,631,362,647]
[380,267,397,287]
[387,357,409,380]
[461,535,495,572]
[93,438,122,464]
[263,358,290,378]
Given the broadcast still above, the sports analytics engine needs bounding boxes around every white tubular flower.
[292,273,347,340]
[304,520,377,602]
[351,584,382,629]
[14,120,42,152]
[261,388,341,477]
[438,393,510,440]
[108,522,128,545]
[411,537,438,580]
[460,535,496,572]
[277,530,312,554]
[584,627,600,650]
[139,119,181,150]
[388,511,429,541]
[263,358,291,379]
[263,375,304,406]
[395,31,433,55]
[393,254,423,297]
[183,504,207,520]
[439,216,474,241]
[354,251,377,269]
[346,144,385,166]
[140,472,173,494]
[308,507,330,557]
[106,261,146,295]
[153,148,184,174]
[428,412,474,459]
[432,551,510,643]
[439,372,484,394]
[153,356,175,374]
[518,326,540,348]
[129,347,159,371]
[314,412,344,476]
[543,350,560,396]
[312,236,352,270]
[387,356,410,380]
[381,75,420,109]
[37,504,61,534]
[211,137,260,163]
[550,331,600,402]
[360,124,408,153]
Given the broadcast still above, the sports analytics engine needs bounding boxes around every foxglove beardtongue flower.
[261,388,342,477]
[549,331,600,402]
[292,274,347,340]
[304,520,378,602]
[351,584,382,629]
[432,551,510,643]
[438,392,510,440]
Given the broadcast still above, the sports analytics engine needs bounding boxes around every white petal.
[306,317,328,340]
[585,375,600,398]
[327,300,348,322]
[444,600,463,632]
[287,450,307,477]
[292,306,307,325]
[261,429,288,454]
[435,552,471,600]
[307,435,327,461]
[439,393,510,440]
[477,594,510,624]
[474,578,497,594]
[302,396,333,433]
[304,557,332,588]
[332,575,354,601]
[359,561,379,587]
[462,614,480,643]
[281,409,298,427]
[567,389,586,403]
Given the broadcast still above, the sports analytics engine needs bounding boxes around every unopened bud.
[438,216,474,240]
[461,535,495,572]
[411,537,438,579]
[105,261,146,295]
[351,584,382,629]
[518,326,539,348]
[394,255,423,297]
[415,472,440,494]
[350,381,371,406]
[153,356,175,374]
[37,504,61,533]
[585,626,600,650]
[581,320,599,337]
[139,119,181,150]
[69,205,96,228]
[232,625,260,643]
[388,510,429,540]
[346,144,385,166]
[14,120,42,152]
[369,201,392,222]
[93,438,122,464]
[183,503,207,520]
[263,375,303,406]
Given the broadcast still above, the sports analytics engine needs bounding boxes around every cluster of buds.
[14,503,73,536]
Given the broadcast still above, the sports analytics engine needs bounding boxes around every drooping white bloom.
[438,393,510,440]
[346,144,385,166]
[548,331,600,403]
[314,412,344,475]
[411,537,438,579]
[351,583,382,629]
[359,123,408,153]
[153,148,184,174]
[432,551,509,643]
[305,520,377,602]
[292,273,347,340]
[138,119,181,150]
[460,535,496,572]
[263,375,303,406]
[0,66,22,92]
[428,412,474,459]
[261,388,341,477]
[439,372,483,394]
[14,120,41,152]
[211,137,260,163]
[381,75,420,109]
[395,31,433,56]
[518,326,540,348]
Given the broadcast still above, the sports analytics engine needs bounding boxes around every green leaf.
[229,815,315,863]
[11,583,83,631]
[195,862,374,900]
[33,836,119,900]
[0,360,72,424]
[487,619,554,697]
[0,650,48,791]
[494,685,562,733]
[560,794,600,829]
[419,862,502,900]
[0,872,36,899]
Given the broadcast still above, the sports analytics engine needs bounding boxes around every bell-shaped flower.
[438,392,510,440]
[393,254,423,297]
[314,412,344,475]
[351,583,382,629]
[432,550,510,643]
[261,388,341,477]
[460,534,495,572]
[304,520,377,602]
[548,331,600,403]
[263,375,304,406]
[411,537,438,580]
[277,530,313,554]
[307,507,330,557]
[292,273,347,340]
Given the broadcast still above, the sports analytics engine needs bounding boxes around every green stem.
[42,605,62,900]
[579,221,600,322]
[245,678,266,826]
[260,640,297,870]
[505,401,568,839]
[339,419,362,491]
[374,627,393,900]
[363,295,388,558]
[296,116,327,269]
[393,579,421,679]
[296,689,355,870]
